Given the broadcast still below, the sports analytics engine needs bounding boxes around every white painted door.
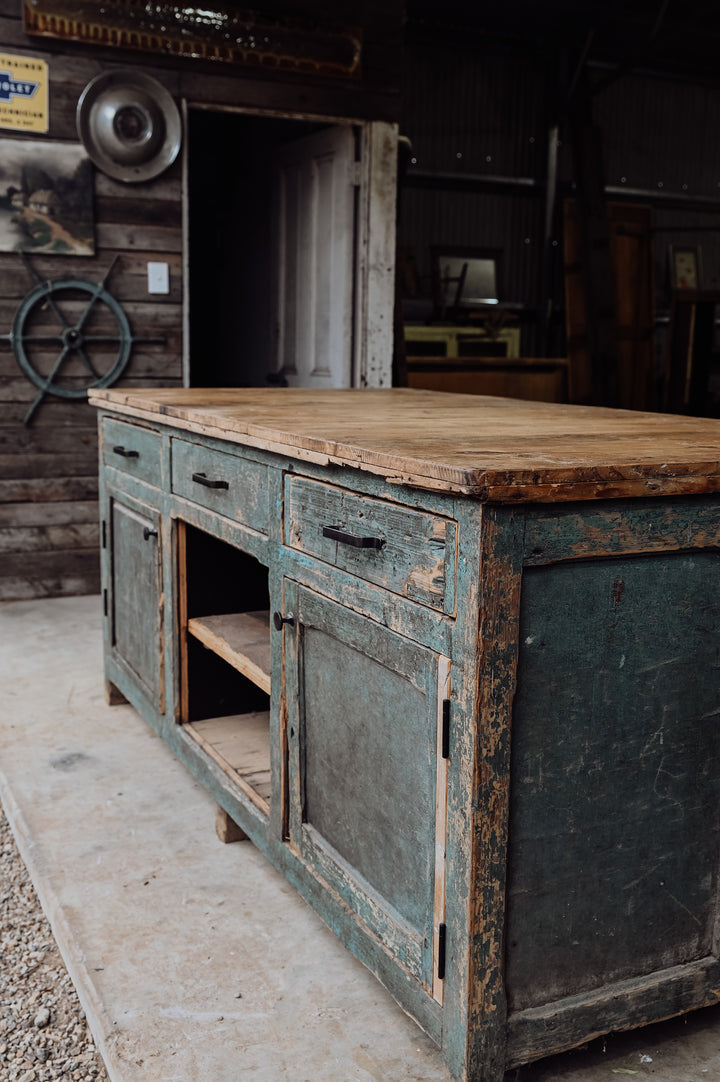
[272,125,357,388]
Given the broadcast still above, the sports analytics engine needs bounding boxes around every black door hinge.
[103,588,108,617]
[442,699,450,759]
[437,923,447,980]
[102,520,107,549]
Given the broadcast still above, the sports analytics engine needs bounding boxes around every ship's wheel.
[2,255,136,424]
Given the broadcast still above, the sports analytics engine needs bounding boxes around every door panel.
[283,580,447,989]
[273,126,356,387]
[110,497,163,708]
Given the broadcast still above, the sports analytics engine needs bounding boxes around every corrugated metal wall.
[399,36,720,358]
[399,42,553,354]
[597,74,720,292]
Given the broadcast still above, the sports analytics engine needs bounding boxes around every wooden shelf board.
[185,712,271,813]
[188,611,271,694]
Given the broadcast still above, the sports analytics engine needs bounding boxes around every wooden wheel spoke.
[18,334,66,344]
[76,345,101,379]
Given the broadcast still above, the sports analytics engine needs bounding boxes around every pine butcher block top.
[89,387,720,502]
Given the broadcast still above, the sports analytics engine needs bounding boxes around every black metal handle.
[143,526,158,541]
[273,611,295,631]
[113,445,139,459]
[192,471,229,490]
[322,525,385,550]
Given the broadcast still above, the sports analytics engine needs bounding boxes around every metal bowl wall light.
[76,69,182,183]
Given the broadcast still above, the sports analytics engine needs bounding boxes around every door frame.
[182,102,397,389]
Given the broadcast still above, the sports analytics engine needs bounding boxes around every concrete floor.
[1,595,719,1082]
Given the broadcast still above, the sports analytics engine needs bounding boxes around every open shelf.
[187,611,271,694]
[179,522,273,817]
[185,712,271,814]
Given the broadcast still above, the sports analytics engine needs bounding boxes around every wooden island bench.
[89,386,720,1082]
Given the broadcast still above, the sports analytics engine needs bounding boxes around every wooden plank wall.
[0,0,403,601]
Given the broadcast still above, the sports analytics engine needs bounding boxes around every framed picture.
[669,245,702,291]
[432,246,502,316]
[0,139,94,256]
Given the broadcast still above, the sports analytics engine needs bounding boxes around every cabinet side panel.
[506,551,720,1012]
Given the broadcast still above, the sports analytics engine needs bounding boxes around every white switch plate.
[147,262,169,294]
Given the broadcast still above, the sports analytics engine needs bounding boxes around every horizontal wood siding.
[0,12,182,599]
[0,2,402,601]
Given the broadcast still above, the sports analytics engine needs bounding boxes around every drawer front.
[171,438,269,532]
[103,418,162,487]
[285,477,456,614]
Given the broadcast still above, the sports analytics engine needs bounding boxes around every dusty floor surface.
[5,773,720,1082]
[2,594,720,1082]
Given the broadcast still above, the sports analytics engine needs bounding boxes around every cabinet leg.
[104,679,128,706]
[215,806,249,843]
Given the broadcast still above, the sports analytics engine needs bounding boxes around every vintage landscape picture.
[0,139,94,255]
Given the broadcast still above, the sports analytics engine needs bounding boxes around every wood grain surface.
[91,387,720,501]
[187,611,271,694]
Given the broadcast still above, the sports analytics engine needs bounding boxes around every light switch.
[147,262,169,294]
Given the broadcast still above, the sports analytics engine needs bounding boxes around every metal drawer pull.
[113,445,139,458]
[143,526,158,541]
[273,611,295,630]
[322,525,385,550]
[192,471,229,490]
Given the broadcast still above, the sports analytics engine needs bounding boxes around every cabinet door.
[282,580,449,994]
[108,496,163,709]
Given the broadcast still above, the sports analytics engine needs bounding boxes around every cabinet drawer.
[171,438,269,533]
[285,477,456,614]
[103,418,162,487]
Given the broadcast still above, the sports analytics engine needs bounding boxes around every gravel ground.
[0,805,110,1082]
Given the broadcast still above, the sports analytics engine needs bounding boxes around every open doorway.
[187,108,361,389]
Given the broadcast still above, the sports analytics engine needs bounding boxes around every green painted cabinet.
[107,495,163,710]
[283,580,449,1000]
[91,388,720,1082]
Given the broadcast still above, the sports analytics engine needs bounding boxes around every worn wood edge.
[301,822,425,981]
[183,719,271,817]
[89,394,720,501]
[464,508,525,1079]
[524,501,720,563]
[505,956,720,1068]
[487,474,720,503]
[177,520,190,724]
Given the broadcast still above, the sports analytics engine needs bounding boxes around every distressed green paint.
[285,474,457,614]
[109,494,163,707]
[506,552,720,1011]
[95,403,720,1082]
[462,506,525,1082]
[524,496,720,564]
[171,436,269,532]
[507,956,720,1066]
[102,417,163,487]
[285,581,439,986]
